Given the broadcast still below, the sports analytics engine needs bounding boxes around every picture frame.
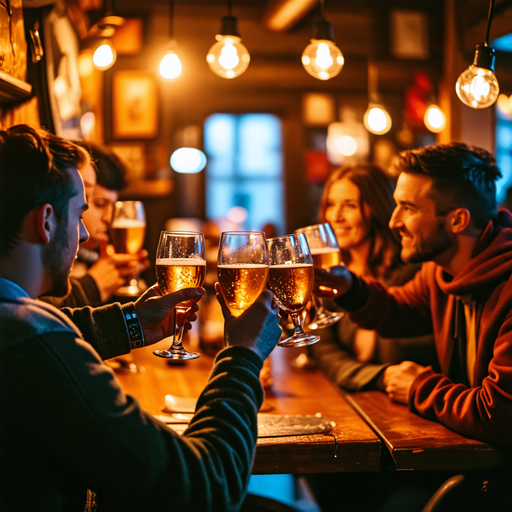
[112,70,158,139]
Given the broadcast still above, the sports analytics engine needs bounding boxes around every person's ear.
[450,208,471,234]
[36,204,55,244]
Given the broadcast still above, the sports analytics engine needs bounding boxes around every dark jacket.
[0,278,266,512]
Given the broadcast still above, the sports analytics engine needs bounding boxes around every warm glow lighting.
[170,148,207,174]
[364,105,392,135]
[456,65,499,109]
[424,105,446,133]
[80,112,96,139]
[160,50,182,79]
[302,39,344,80]
[93,40,116,70]
[227,206,248,224]
[497,94,512,115]
[207,35,250,79]
[336,135,357,156]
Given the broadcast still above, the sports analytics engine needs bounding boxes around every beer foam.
[217,264,268,269]
[111,219,146,228]
[310,247,340,255]
[156,258,206,266]
[270,263,313,268]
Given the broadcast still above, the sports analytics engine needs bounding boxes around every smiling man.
[315,142,512,452]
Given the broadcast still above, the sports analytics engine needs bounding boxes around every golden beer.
[217,264,269,317]
[156,258,206,307]
[311,247,341,269]
[268,264,314,314]
[111,219,146,254]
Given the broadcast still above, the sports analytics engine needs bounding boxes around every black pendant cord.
[105,0,114,17]
[169,0,174,40]
[484,0,495,45]
[227,0,232,16]
[319,0,325,19]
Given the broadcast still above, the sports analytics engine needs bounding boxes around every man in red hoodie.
[316,142,512,450]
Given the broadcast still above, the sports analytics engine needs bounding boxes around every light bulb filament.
[315,43,333,69]
[219,44,239,70]
[469,75,490,101]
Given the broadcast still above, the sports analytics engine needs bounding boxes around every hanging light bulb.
[364,104,392,135]
[93,39,116,70]
[455,0,499,109]
[424,104,446,133]
[207,8,250,79]
[159,0,182,80]
[302,12,344,81]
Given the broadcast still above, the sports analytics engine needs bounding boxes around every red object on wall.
[404,72,433,129]
[305,150,330,183]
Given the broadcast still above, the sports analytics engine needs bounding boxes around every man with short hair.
[0,125,281,512]
[316,142,512,449]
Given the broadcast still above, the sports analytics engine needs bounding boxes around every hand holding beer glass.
[153,232,206,360]
[217,231,269,317]
[267,233,320,347]
[110,200,147,296]
[295,223,342,329]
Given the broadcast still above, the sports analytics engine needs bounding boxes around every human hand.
[384,361,426,405]
[215,283,282,361]
[314,265,353,299]
[134,284,205,346]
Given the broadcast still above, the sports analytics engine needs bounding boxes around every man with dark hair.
[316,142,512,450]
[0,125,281,512]
[41,141,148,307]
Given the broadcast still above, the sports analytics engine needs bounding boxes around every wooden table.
[112,341,382,475]
[344,391,505,472]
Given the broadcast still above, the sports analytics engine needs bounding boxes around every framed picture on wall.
[112,70,158,139]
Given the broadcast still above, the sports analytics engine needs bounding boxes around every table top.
[112,339,382,475]
[344,391,505,472]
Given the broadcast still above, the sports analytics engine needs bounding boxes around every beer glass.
[267,233,320,347]
[110,200,146,296]
[295,223,343,329]
[217,231,269,317]
[153,231,206,360]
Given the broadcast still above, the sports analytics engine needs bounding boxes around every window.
[204,113,284,233]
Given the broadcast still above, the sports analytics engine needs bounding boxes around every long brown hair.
[318,164,402,280]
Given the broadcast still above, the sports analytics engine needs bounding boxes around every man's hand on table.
[383,361,426,405]
[313,264,353,299]
[215,283,282,361]
[134,284,204,346]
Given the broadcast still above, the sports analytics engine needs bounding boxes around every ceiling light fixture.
[160,0,182,80]
[301,0,344,80]
[456,0,499,109]
[363,62,392,135]
[424,103,446,133]
[206,0,250,79]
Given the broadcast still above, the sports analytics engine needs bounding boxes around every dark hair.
[75,141,127,191]
[0,125,89,259]
[318,164,402,279]
[389,142,501,229]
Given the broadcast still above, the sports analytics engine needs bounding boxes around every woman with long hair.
[311,164,435,390]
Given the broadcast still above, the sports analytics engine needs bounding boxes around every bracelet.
[122,304,145,350]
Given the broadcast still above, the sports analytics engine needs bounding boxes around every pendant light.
[159,0,182,80]
[301,0,344,80]
[364,63,392,135]
[424,103,446,133]
[456,0,499,109]
[206,0,250,79]
[90,0,124,71]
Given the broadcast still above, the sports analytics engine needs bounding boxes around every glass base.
[278,332,320,348]
[114,279,148,298]
[153,348,201,360]
[308,310,342,330]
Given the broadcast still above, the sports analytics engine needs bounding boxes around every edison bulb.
[207,35,250,79]
[364,105,392,135]
[93,40,116,70]
[302,40,344,80]
[456,65,499,109]
[424,105,446,133]
[160,50,182,80]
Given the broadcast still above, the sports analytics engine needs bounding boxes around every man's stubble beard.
[403,217,453,264]
[42,219,73,298]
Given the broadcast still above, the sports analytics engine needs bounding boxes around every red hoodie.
[349,209,512,448]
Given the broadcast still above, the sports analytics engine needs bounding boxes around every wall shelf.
[0,69,32,106]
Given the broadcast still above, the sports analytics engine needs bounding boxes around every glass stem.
[290,312,306,336]
[171,306,189,350]
[313,294,325,315]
